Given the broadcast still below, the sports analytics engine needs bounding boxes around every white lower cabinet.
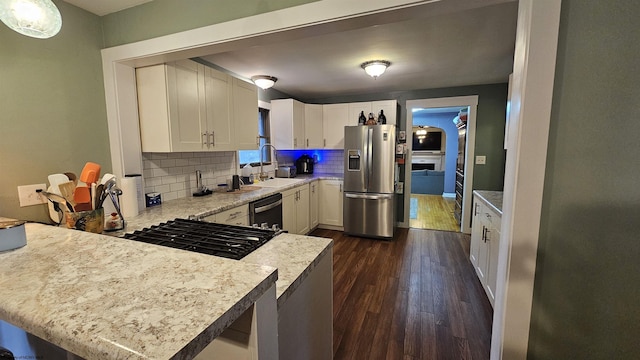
[319,179,343,228]
[282,184,310,235]
[469,196,501,307]
[309,180,319,229]
[202,205,249,226]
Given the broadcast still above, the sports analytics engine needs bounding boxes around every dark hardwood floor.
[310,228,493,360]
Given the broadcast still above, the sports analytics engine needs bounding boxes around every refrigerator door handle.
[345,193,395,200]
[367,127,374,190]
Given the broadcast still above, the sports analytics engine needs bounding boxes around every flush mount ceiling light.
[361,60,391,79]
[251,75,277,90]
[0,0,62,39]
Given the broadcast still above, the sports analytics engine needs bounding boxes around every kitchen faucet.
[259,143,278,181]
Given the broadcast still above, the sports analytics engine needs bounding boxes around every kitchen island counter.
[0,223,278,359]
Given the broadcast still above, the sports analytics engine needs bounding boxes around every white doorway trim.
[491,1,562,359]
[404,96,479,234]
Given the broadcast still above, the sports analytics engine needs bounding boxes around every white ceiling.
[65,0,518,100]
[63,0,154,16]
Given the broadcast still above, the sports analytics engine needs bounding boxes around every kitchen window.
[239,107,270,166]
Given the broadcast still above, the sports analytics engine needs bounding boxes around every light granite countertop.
[0,174,337,359]
[473,190,504,215]
[0,223,278,359]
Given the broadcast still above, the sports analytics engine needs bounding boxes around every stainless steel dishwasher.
[249,193,283,230]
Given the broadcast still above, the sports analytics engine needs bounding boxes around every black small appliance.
[296,154,314,174]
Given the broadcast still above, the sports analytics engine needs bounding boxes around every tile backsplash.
[142,149,344,202]
[142,152,237,201]
[277,149,344,174]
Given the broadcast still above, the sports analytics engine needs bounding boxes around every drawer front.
[216,205,249,226]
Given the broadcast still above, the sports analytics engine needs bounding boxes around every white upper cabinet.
[348,102,372,126]
[137,60,203,152]
[322,103,349,149]
[232,78,259,150]
[271,99,305,150]
[136,59,258,152]
[202,65,234,151]
[268,99,396,150]
[304,104,324,149]
[371,100,397,125]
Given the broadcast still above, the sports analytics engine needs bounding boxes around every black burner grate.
[122,218,279,260]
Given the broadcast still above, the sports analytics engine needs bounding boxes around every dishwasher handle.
[254,199,282,214]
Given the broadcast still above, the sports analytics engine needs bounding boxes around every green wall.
[308,83,508,191]
[102,0,319,47]
[529,1,640,358]
[0,1,110,223]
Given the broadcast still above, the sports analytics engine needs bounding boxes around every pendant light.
[0,0,62,39]
[251,75,277,90]
[361,60,391,79]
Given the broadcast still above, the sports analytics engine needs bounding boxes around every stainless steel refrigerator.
[343,125,396,239]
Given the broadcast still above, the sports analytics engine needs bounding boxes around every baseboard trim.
[442,192,456,198]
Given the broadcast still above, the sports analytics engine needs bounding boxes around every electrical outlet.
[475,155,487,165]
[17,184,47,207]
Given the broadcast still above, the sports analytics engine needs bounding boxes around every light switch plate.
[18,183,47,207]
[475,155,486,165]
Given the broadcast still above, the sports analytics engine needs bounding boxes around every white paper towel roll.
[125,174,145,211]
[119,177,139,218]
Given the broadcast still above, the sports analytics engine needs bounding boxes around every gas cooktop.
[122,218,281,260]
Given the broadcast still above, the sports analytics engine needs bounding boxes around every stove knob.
[252,223,259,228]
[272,224,280,232]
[260,222,269,229]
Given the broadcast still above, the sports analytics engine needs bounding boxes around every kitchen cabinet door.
[232,78,259,150]
[203,66,234,151]
[469,200,484,270]
[371,100,397,125]
[271,99,305,150]
[348,102,371,126]
[322,104,349,149]
[469,195,502,307]
[296,184,310,235]
[168,60,207,152]
[282,188,296,234]
[319,179,343,227]
[304,104,324,149]
[136,60,205,152]
[309,180,319,229]
[486,213,501,306]
[282,185,309,234]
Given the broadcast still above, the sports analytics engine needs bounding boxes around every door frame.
[404,96,479,234]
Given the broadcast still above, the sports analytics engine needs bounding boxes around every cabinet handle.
[482,226,486,242]
[256,136,260,147]
[485,228,491,242]
[202,132,208,147]
[324,139,326,147]
[339,183,342,192]
[209,131,215,146]
[294,138,297,147]
[306,139,309,147]
[475,203,480,216]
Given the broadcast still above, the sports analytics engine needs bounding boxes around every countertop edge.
[174,269,279,359]
[274,240,333,309]
[473,190,504,215]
